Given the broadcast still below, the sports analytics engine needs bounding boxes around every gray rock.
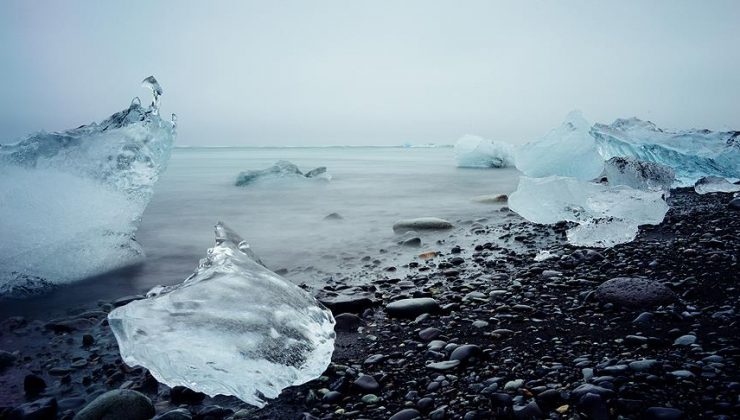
[353,375,381,393]
[449,344,482,363]
[594,277,676,308]
[729,197,740,210]
[389,408,422,420]
[8,397,57,420]
[673,335,696,346]
[426,360,460,370]
[392,217,453,233]
[73,389,154,420]
[386,298,441,318]
[334,313,362,332]
[571,383,615,399]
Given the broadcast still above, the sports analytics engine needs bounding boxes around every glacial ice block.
[454,135,515,168]
[591,118,740,185]
[694,176,740,195]
[235,160,331,186]
[509,176,669,247]
[0,77,175,297]
[515,111,604,180]
[604,156,675,193]
[108,223,336,407]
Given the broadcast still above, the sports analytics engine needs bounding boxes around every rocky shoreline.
[1,188,738,420]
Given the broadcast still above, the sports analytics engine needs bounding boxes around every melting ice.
[235,160,332,186]
[108,223,336,407]
[454,135,514,168]
[0,77,175,297]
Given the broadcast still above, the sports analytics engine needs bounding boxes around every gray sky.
[1,1,738,146]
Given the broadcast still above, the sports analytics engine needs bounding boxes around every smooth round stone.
[392,217,453,233]
[504,379,524,391]
[74,389,154,420]
[419,327,443,341]
[334,313,362,332]
[428,340,446,351]
[670,370,694,378]
[644,407,684,420]
[386,298,441,318]
[673,335,696,346]
[353,375,380,393]
[629,359,658,372]
[472,320,489,328]
[594,277,676,308]
[449,344,482,363]
[361,394,379,404]
[426,360,461,371]
[389,408,422,420]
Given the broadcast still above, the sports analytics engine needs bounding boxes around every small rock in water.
[392,217,453,233]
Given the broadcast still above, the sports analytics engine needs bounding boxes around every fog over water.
[1,0,739,146]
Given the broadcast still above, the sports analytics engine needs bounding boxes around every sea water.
[1,146,520,318]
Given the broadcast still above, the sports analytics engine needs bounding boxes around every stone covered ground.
[0,189,738,420]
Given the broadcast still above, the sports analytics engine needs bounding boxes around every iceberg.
[454,135,515,168]
[604,156,675,193]
[591,118,740,185]
[694,176,740,195]
[515,111,604,180]
[0,77,175,297]
[235,160,331,186]
[108,223,335,407]
[509,176,669,247]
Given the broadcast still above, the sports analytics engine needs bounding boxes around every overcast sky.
[1,1,738,146]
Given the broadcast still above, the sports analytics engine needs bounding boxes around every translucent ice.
[235,160,331,186]
[108,223,336,407]
[694,176,740,195]
[604,156,675,193]
[509,176,668,247]
[0,77,175,297]
[454,135,515,168]
[591,118,740,185]
[515,111,604,180]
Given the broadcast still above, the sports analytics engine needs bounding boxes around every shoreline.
[1,188,738,419]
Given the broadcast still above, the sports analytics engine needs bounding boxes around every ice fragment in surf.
[694,176,740,195]
[591,117,740,186]
[508,176,668,247]
[454,135,514,168]
[515,111,604,180]
[235,160,331,186]
[108,223,336,408]
[0,78,175,297]
[604,156,675,193]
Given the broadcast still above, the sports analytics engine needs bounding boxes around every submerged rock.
[392,218,453,233]
[108,223,335,407]
[471,194,508,204]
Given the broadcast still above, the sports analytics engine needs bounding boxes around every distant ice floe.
[109,223,335,408]
[235,160,331,186]
[0,77,175,297]
[508,111,738,247]
[454,135,515,168]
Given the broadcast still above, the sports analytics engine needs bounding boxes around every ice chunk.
[0,79,175,297]
[108,223,335,407]
[604,156,675,193]
[509,176,668,247]
[515,111,604,180]
[235,160,331,186]
[141,75,163,112]
[454,135,514,168]
[694,176,740,195]
[591,118,740,185]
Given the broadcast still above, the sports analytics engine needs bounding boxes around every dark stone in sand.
[594,277,676,308]
[579,393,608,420]
[82,334,95,347]
[426,360,460,370]
[318,293,375,314]
[44,318,94,333]
[386,298,440,318]
[402,237,422,247]
[334,313,362,332]
[322,391,343,403]
[24,374,46,397]
[170,386,206,405]
[74,389,154,420]
[644,407,685,419]
[389,408,422,420]
[7,397,57,420]
[353,375,381,393]
[571,383,615,399]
